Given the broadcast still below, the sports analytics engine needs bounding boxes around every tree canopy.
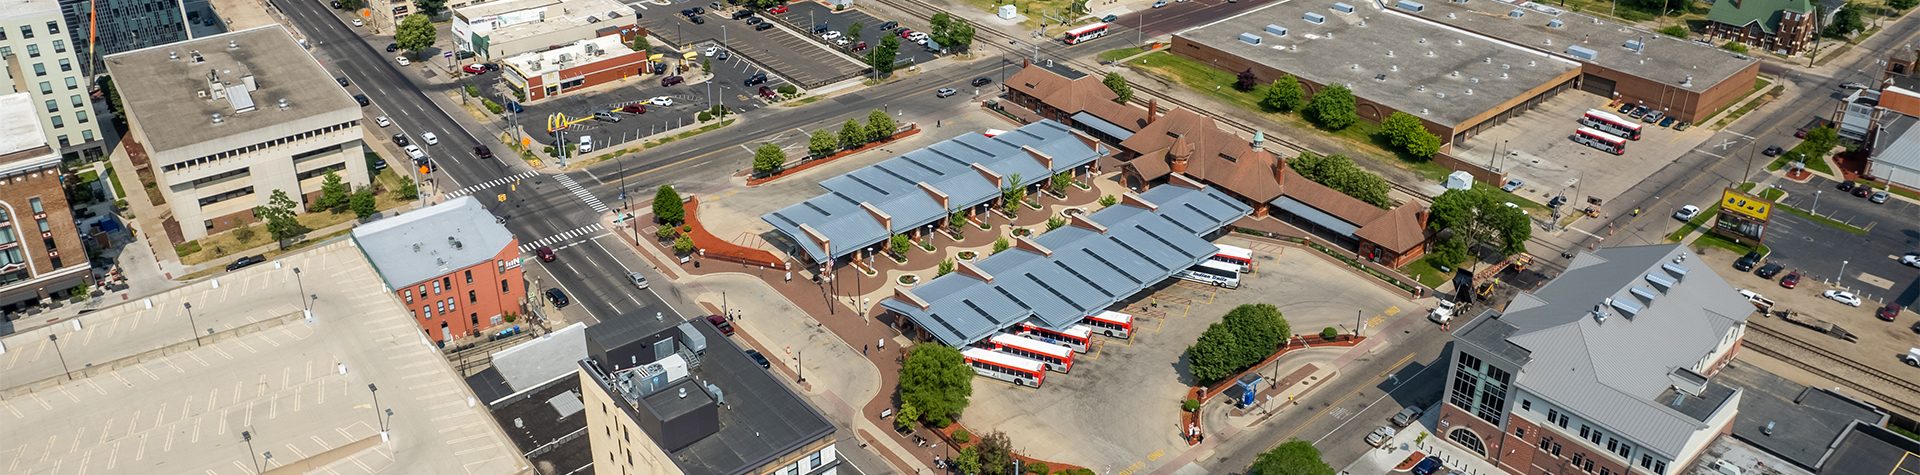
[1428,187,1532,257]
[1823,3,1864,38]
[253,189,308,249]
[868,35,901,76]
[929,13,976,52]
[808,129,838,157]
[652,185,684,225]
[411,0,446,17]
[1288,153,1391,208]
[1304,85,1357,130]
[839,119,866,150]
[1380,112,1442,159]
[866,109,897,142]
[1259,76,1304,113]
[314,171,351,213]
[897,344,973,427]
[751,143,786,176]
[350,188,377,219]
[1104,72,1134,103]
[395,14,437,54]
[1235,68,1260,92]
[1186,304,1290,384]
[1251,440,1335,475]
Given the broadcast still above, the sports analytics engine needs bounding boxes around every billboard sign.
[1712,188,1772,245]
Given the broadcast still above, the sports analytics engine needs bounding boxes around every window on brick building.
[465,269,473,284]
[469,290,477,303]
[502,279,510,293]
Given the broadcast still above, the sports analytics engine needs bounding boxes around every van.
[1392,406,1423,427]
[579,135,593,153]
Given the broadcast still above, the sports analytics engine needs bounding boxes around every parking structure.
[507,41,789,144]
[634,1,866,88]
[1454,92,1715,208]
[1747,175,1919,307]
[959,237,1416,470]
[770,2,940,69]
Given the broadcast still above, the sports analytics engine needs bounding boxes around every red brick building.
[352,196,525,344]
[0,93,93,312]
[499,34,651,102]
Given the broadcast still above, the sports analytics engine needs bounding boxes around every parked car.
[545,288,569,308]
[354,94,371,106]
[935,87,957,98]
[650,96,675,106]
[474,145,494,159]
[1673,205,1700,221]
[1733,251,1762,271]
[1901,253,1920,268]
[1871,190,1889,204]
[536,246,556,262]
[1391,406,1423,427]
[690,14,706,24]
[593,111,622,122]
[1412,457,1444,475]
[352,18,364,27]
[758,85,777,100]
[852,41,868,51]
[822,30,842,40]
[661,75,685,87]
[462,63,489,74]
[1838,180,1858,192]
[743,72,768,86]
[744,349,771,369]
[1102,14,1119,22]
[972,77,994,87]
[814,23,831,33]
[705,314,736,336]
[731,9,753,19]
[755,22,774,31]
[385,43,398,52]
[226,254,265,271]
[1365,425,1398,448]
[1617,103,1635,114]
[1903,348,1920,366]
[579,135,593,153]
[1762,145,1784,157]
[1675,121,1691,131]
[1779,270,1800,289]
[1501,178,1523,192]
[1852,186,1872,198]
[336,76,349,87]
[743,17,761,26]
[1755,262,1784,279]
[1642,110,1665,124]
[769,4,788,13]
[1152,0,1168,7]
[1628,105,1649,118]
[1823,290,1863,307]
[1878,303,1903,322]
[628,271,649,289]
[878,20,897,30]
[622,103,647,114]
[1840,81,1869,90]
[393,133,411,147]
[375,116,391,127]
[394,55,411,66]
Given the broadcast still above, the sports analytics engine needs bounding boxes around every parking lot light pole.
[293,267,308,311]
[1838,260,1848,283]
[184,302,202,346]
[242,431,260,474]
[1812,190,1822,215]
[48,334,71,380]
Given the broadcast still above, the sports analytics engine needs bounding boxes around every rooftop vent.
[1239,33,1262,45]
[1547,18,1564,28]
[211,113,223,124]
[276,98,289,110]
[1375,74,1388,81]
[1391,64,1399,71]
[1387,50,1396,57]
[1455,39,1463,46]
[1591,304,1610,323]
[1609,297,1642,316]
[1644,272,1676,290]
[1421,108,1429,114]
[1395,0,1425,12]
[1448,12,1456,18]
[1483,57,1491,63]
[412,243,421,252]
[448,236,463,250]
[1450,70,1459,77]
[1333,2,1355,12]
[1566,45,1599,60]
[1528,60,1537,67]
[168,50,179,60]
[1624,38,1645,52]
[1501,72,1509,79]
[227,40,238,49]
[1304,12,1326,23]
[1419,37,1427,44]
[1502,63,1511,69]
[1508,8,1524,17]
[1471,77,1480,83]
[190,50,204,63]
[1426,50,1436,57]
[1464,88,1473,95]
[1681,75,1693,87]
[1436,92,1447,98]
[1352,64,1360,70]
[1661,262,1689,279]
[1266,24,1289,36]
[1417,85,1426,91]
[1630,286,1658,302]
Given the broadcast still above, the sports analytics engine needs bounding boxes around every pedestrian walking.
[864,344,869,355]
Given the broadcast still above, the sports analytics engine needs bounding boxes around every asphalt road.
[1107,0,1282,41]
[1760,175,1920,308]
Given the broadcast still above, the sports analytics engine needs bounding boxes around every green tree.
[992,236,1011,254]
[395,14,437,55]
[702,58,713,75]
[868,35,901,77]
[1721,41,1749,54]
[1046,216,1067,231]
[839,119,866,150]
[1380,112,1442,159]
[1103,72,1134,103]
[944,17,976,53]
[752,143,786,176]
[948,212,968,231]
[1099,195,1118,207]
[897,344,973,426]
[1186,322,1244,384]
[314,171,351,212]
[1304,85,1357,130]
[350,188,377,219]
[1221,304,1289,364]
[411,0,445,16]
[630,35,651,52]
[1000,173,1026,215]
[252,190,308,249]
[1259,76,1304,112]
[1288,152,1391,207]
[1049,172,1074,194]
[1823,3,1864,38]
[652,185,684,225]
[848,22,865,43]
[866,109,897,142]
[1428,238,1470,267]
[955,447,982,475]
[1429,187,1532,257]
[1893,0,1918,10]
[977,431,1016,475]
[938,258,955,276]
[808,129,838,157]
[1250,440,1335,475]
[233,224,257,242]
[1657,25,1688,38]
[398,177,419,200]
[894,402,920,432]
[673,233,696,254]
[889,234,912,256]
[1235,68,1260,92]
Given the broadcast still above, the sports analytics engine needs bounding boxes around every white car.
[822,31,842,40]
[1902,254,1920,268]
[352,18,364,27]
[1822,290,1863,307]
[578,135,593,153]
[395,55,411,66]
[650,96,674,106]
[403,144,426,160]
[1673,205,1700,221]
[703,46,720,57]
[421,132,439,145]
[375,116,391,127]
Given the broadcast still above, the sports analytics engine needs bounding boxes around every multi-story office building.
[55,0,191,77]
[104,25,367,242]
[1442,245,1750,475]
[0,0,106,162]
[352,196,525,345]
[0,93,93,311]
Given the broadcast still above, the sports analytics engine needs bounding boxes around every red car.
[705,314,735,335]
[621,103,647,114]
[461,63,491,74]
[1778,270,1800,289]
[1879,304,1903,322]
[768,5,787,13]
[898,28,915,38]
[536,246,556,262]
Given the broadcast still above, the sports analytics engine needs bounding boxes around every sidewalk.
[1342,402,1504,475]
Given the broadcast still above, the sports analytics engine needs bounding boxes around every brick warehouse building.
[1443,245,1749,475]
[499,34,649,102]
[352,196,525,345]
[1174,0,1758,147]
[0,93,91,311]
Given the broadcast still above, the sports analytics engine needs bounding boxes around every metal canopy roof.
[1271,195,1362,238]
[1069,112,1137,140]
[881,183,1251,346]
[763,120,1107,263]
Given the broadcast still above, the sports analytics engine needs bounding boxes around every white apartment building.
[0,0,105,162]
[104,25,367,242]
[450,0,634,61]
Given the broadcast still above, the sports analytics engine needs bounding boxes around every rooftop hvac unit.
[1565,45,1599,61]
[1547,18,1564,28]
[1395,0,1425,12]
[1304,12,1326,24]
[1239,33,1262,45]
[1332,2,1355,13]
[1265,24,1288,36]
[1508,8,1524,17]
[1624,39,1644,51]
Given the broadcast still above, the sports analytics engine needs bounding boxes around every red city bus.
[962,348,1047,387]
[1062,22,1110,45]
[989,333,1074,373]
[1580,109,1642,140]
[1016,322,1093,353]
[1212,244,1254,273]
[1573,127,1626,155]
[1083,310,1134,339]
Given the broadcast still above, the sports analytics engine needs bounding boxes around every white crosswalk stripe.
[554,174,610,213]
[519,223,608,252]
[445,171,541,198]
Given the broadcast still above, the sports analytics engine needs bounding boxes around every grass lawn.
[1401,256,1453,288]
[1691,231,1767,256]
[1710,78,1777,128]
[961,0,1083,29]
[175,228,356,281]
[645,119,734,149]
[104,165,127,199]
[1099,46,1150,63]
[177,173,417,265]
[1119,51,1452,181]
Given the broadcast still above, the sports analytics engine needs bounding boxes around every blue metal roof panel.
[1271,195,1362,237]
[877,193,946,234]
[1069,112,1137,141]
[931,173,999,210]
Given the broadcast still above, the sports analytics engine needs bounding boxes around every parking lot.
[958,237,1416,470]
[509,42,790,144]
[770,2,940,69]
[634,1,867,88]
[1455,92,1718,207]
[1696,249,1916,382]
[1752,175,1920,308]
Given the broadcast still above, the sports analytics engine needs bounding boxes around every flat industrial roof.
[103,25,359,152]
[1404,0,1756,93]
[488,375,594,475]
[457,0,632,45]
[1718,362,1887,471]
[1179,0,1579,128]
[500,35,636,77]
[0,93,48,158]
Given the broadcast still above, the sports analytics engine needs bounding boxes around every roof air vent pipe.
[169,51,179,60]
[1419,37,1427,44]
[1387,50,1395,57]
[228,40,238,49]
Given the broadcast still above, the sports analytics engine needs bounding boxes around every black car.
[743,349,771,369]
[690,14,706,23]
[879,20,898,30]
[336,76,350,87]
[1762,145,1783,157]
[814,23,830,33]
[971,77,993,87]
[226,255,266,271]
[354,94,371,106]
[691,6,704,14]
[681,8,696,15]
[1838,181,1857,192]
[660,75,685,87]
[715,49,730,60]
[545,288,570,308]
[474,145,494,159]
[1617,103,1634,114]
[386,43,399,52]
[755,22,774,31]
[1755,262,1784,279]
[744,16,762,25]
[731,9,753,19]
[393,133,411,147]
[743,72,767,86]
[1733,251,1763,272]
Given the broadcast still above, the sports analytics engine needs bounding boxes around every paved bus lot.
[634,1,865,88]
[515,43,788,144]
[959,237,1416,471]
[773,3,939,68]
[1754,176,1920,307]
[1456,92,1718,207]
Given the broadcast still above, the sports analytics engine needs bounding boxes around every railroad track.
[1743,323,1920,417]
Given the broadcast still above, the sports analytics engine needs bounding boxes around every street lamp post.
[369,383,386,432]
[48,334,71,380]
[1838,260,1849,283]
[184,302,202,346]
[293,267,308,311]
[242,431,261,474]
[1812,190,1822,215]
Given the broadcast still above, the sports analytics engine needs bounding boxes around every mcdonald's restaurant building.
[499,33,653,103]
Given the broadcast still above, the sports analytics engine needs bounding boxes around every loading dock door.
[1580,73,1617,97]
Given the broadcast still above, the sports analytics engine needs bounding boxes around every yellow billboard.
[1719,188,1771,221]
